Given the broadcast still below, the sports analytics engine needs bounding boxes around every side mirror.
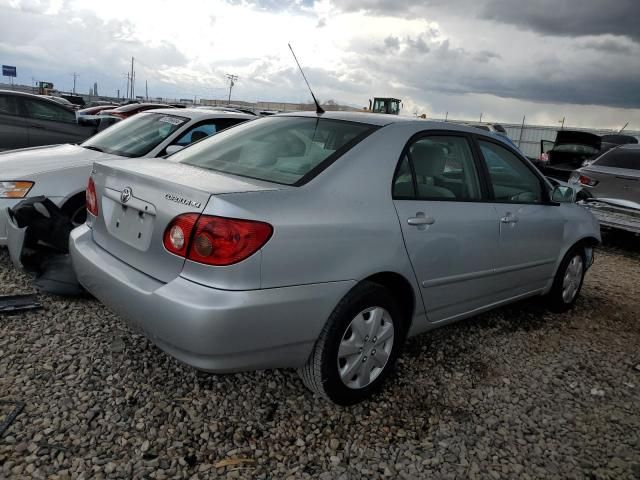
[551,185,576,203]
[164,144,184,156]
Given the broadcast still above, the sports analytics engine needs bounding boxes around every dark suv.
[0,90,95,151]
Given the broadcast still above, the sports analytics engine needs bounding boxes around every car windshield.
[169,116,377,185]
[553,144,599,155]
[594,149,640,170]
[82,113,188,157]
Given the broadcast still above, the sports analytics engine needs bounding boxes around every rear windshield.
[594,149,640,170]
[82,113,188,157]
[169,116,377,185]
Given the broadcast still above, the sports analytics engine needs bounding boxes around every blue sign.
[2,65,17,77]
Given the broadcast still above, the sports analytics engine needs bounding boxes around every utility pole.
[117,89,120,100]
[125,73,130,99]
[226,73,238,104]
[479,112,483,123]
[145,80,148,101]
[130,57,135,99]
[560,117,565,130]
[518,115,526,148]
[444,111,448,122]
[71,72,79,94]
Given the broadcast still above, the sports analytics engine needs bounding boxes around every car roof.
[272,111,518,142]
[138,108,255,121]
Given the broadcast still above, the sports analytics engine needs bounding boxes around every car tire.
[61,194,87,228]
[299,281,406,405]
[547,246,587,313]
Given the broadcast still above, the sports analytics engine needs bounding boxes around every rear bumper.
[69,225,353,372]
[580,201,640,234]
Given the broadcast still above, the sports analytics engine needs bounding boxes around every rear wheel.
[547,246,586,312]
[299,282,406,405]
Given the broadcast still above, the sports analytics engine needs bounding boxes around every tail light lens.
[86,177,98,216]
[578,174,598,187]
[163,214,273,266]
[538,152,549,164]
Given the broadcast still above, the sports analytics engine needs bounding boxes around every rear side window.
[172,119,247,146]
[479,140,542,204]
[0,95,19,115]
[23,99,76,123]
[170,117,376,185]
[393,135,481,201]
[594,149,640,170]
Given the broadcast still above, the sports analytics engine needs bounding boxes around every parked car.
[77,105,118,117]
[537,131,638,180]
[0,109,253,245]
[99,103,172,120]
[0,90,96,151]
[39,95,78,110]
[69,112,600,405]
[570,144,640,234]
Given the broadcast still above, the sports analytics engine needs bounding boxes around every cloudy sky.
[1,0,639,128]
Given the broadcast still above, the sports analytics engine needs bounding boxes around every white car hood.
[0,144,121,178]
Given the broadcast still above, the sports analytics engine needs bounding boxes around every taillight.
[86,177,98,216]
[578,175,598,187]
[163,213,199,257]
[538,152,549,163]
[163,214,273,266]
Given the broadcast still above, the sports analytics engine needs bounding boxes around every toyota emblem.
[121,187,132,203]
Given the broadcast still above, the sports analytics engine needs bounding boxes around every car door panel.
[394,200,500,321]
[0,94,29,150]
[21,97,93,146]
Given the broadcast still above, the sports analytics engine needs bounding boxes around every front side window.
[82,113,189,157]
[23,99,76,123]
[479,140,542,203]
[394,135,481,201]
[169,117,376,185]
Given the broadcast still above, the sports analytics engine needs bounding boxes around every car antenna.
[288,43,324,114]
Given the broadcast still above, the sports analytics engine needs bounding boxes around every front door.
[392,133,500,322]
[477,138,564,296]
[20,97,92,146]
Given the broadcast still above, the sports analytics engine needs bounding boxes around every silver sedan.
[70,112,601,404]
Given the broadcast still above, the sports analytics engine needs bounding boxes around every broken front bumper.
[579,200,640,234]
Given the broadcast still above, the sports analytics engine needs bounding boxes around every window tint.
[479,140,542,203]
[170,117,376,185]
[397,135,481,201]
[23,99,76,123]
[0,95,19,115]
[594,149,640,170]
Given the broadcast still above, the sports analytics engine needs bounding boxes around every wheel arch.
[361,271,416,333]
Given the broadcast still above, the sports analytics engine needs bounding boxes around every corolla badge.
[165,193,202,208]
[121,186,132,203]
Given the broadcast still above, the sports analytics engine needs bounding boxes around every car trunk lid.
[582,166,640,203]
[90,159,280,282]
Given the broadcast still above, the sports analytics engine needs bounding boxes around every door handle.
[500,213,519,224]
[408,214,435,226]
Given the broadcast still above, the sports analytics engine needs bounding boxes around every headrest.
[411,142,447,177]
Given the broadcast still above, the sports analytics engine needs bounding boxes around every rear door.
[392,132,500,322]
[477,137,564,296]
[20,97,93,146]
[0,94,28,150]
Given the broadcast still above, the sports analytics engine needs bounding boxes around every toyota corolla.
[70,112,600,405]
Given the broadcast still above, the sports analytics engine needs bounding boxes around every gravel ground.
[1,234,639,480]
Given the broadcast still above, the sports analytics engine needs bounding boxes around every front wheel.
[299,282,406,405]
[546,247,586,312]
